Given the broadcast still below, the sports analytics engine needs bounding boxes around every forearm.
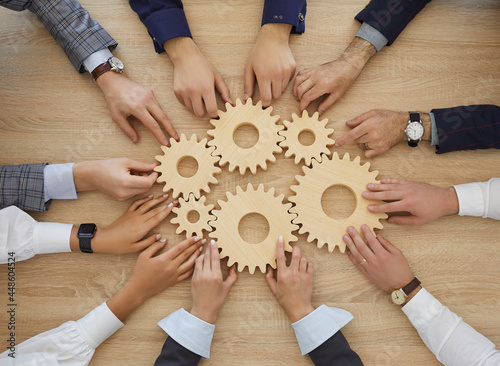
[106,283,146,322]
[339,37,377,70]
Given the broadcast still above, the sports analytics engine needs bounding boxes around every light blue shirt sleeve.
[292,304,354,355]
[355,22,388,52]
[157,308,215,359]
[43,163,78,202]
[429,112,439,146]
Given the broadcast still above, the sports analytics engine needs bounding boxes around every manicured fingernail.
[193,236,200,242]
[163,194,169,198]
[167,203,173,208]
[199,247,203,251]
[173,200,178,205]
[159,238,167,243]
[210,239,216,246]
[201,239,207,245]
[362,192,369,198]
[148,194,154,198]
[278,235,284,243]
[156,233,162,240]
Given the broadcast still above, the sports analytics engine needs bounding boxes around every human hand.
[343,225,413,293]
[190,240,238,324]
[265,236,314,323]
[73,158,158,201]
[293,37,376,114]
[96,72,178,145]
[244,24,296,107]
[164,37,232,118]
[363,178,459,225]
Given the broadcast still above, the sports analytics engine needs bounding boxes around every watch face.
[110,57,124,70]
[391,290,406,305]
[78,223,97,237]
[406,122,424,140]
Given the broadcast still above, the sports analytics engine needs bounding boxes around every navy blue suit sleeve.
[355,0,431,45]
[154,337,202,366]
[262,0,307,34]
[308,331,363,366]
[0,163,50,212]
[128,0,191,53]
[431,104,500,154]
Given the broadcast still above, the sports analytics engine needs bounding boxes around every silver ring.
[363,143,370,150]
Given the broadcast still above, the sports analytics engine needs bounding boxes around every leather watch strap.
[79,237,93,253]
[409,112,420,122]
[91,62,112,81]
[402,277,421,296]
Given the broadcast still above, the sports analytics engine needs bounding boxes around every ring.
[363,143,370,150]
[359,258,367,265]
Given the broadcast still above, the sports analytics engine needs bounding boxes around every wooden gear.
[154,134,221,199]
[209,183,298,274]
[171,193,216,238]
[207,98,283,175]
[279,110,335,165]
[289,152,387,253]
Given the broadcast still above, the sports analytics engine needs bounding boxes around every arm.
[265,237,362,365]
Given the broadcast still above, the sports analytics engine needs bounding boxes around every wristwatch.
[391,277,421,305]
[77,223,97,253]
[91,56,124,81]
[404,112,424,147]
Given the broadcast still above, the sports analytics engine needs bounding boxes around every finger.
[317,93,339,115]
[243,65,255,101]
[134,233,161,252]
[128,194,154,212]
[134,109,168,146]
[182,94,194,115]
[194,254,205,278]
[203,240,211,274]
[177,268,195,283]
[306,261,314,275]
[299,88,317,112]
[144,202,177,230]
[360,224,384,255]
[368,201,407,214]
[376,234,400,255]
[276,236,286,269]
[214,71,233,105]
[126,159,157,173]
[347,226,375,261]
[342,233,365,264]
[136,194,170,214]
[346,249,368,276]
[296,78,314,101]
[177,247,202,275]
[113,114,139,143]
[223,265,238,290]
[290,245,301,271]
[281,73,291,95]
[257,74,272,107]
[346,110,375,128]
[365,149,383,159]
[362,190,403,201]
[387,215,422,226]
[293,69,311,99]
[210,240,221,274]
[122,174,158,196]
[380,178,409,185]
[167,236,202,262]
[299,257,308,273]
[148,102,179,141]
[335,126,368,148]
[271,76,283,100]
[191,94,206,117]
[140,239,168,259]
[265,266,277,294]
[366,182,406,192]
[203,88,219,119]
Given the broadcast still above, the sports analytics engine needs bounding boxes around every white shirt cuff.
[157,308,215,359]
[292,305,354,355]
[76,302,124,349]
[454,183,485,217]
[43,163,78,202]
[402,288,444,329]
[33,222,72,255]
[83,48,114,74]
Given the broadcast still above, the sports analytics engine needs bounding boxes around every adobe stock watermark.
[6,252,16,358]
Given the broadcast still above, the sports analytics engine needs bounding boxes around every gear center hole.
[321,185,357,220]
[187,210,200,223]
[238,213,270,244]
[177,156,199,178]
[233,123,259,149]
[298,129,316,146]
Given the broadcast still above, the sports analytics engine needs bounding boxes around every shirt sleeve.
[82,48,114,74]
[261,0,307,34]
[157,308,215,359]
[0,302,123,365]
[355,22,388,52]
[128,0,191,53]
[43,163,78,202]
[402,288,500,366]
[0,206,72,264]
[453,178,500,220]
[292,304,354,355]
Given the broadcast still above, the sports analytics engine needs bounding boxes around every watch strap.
[79,237,93,253]
[402,277,421,297]
[91,62,112,81]
[409,112,420,122]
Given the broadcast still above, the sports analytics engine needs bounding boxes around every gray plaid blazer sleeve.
[0,0,117,72]
[0,163,51,212]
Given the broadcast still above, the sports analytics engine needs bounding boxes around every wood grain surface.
[1,0,499,365]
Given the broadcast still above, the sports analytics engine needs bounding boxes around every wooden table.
[1,0,499,364]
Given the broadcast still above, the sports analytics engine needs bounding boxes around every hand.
[265,236,314,323]
[244,24,296,107]
[70,194,178,254]
[164,37,232,118]
[363,178,459,225]
[293,37,376,114]
[107,236,204,321]
[96,72,178,145]
[73,158,158,201]
[190,240,238,324]
[343,225,413,293]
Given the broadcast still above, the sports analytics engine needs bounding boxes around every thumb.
[365,149,381,159]
[243,65,255,101]
[113,113,139,143]
[140,239,167,259]
[387,215,421,226]
[317,93,338,115]
[214,72,233,105]
[127,159,156,173]
[265,266,277,294]
[223,265,238,290]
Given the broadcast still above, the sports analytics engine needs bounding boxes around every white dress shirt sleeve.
[0,303,124,365]
[402,288,500,366]
[454,178,500,220]
[0,206,72,264]
[43,163,78,202]
[157,308,215,359]
[292,304,354,355]
[82,48,114,74]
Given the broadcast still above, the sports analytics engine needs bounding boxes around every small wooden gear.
[171,193,216,238]
[289,152,387,253]
[209,183,298,274]
[279,110,335,165]
[207,98,283,175]
[154,134,221,199]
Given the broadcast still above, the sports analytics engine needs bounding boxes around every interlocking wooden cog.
[209,184,298,274]
[171,193,216,238]
[279,110,335,165]
[289,152,387,253]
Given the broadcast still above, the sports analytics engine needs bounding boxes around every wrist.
[164,37,197,65]
[402,285,422,307]
[421,113,432,141]
[259,23,292,44]
[343,37,376,68]
[73,161,96,192]
[96,69,127,91]
[89,226,107,253]
[286,304,315,323]
[443,186,460,216]
[190,306,218,324]
[107,283,146,322]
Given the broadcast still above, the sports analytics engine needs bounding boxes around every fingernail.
[362,192,369,198]
[228,98,234,105]
[201,239,207,245]
[148,194,154,198]
[199,247,203,251]
[362,224,368,229]
[368,205,374,211]
[210,239,216,246]
[162,139,169,146]
[156,233,162,240]
[278,235,284,243]
[173,200,178,204]
[347,227,354,233]
[367,183,374,189]
[193,236,200,242]
[159,238,167,243]
[163,194,169,198]
[131,136,138,143]
[343,234,349,242]
[167,203,173,208]
[346,120,351,124]
[244,94,248,100]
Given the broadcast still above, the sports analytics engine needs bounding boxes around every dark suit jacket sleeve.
[262,0,307,34]
[0,163,51,212]
[154,337,202,366]
[128,0,191,53]
[431,104,500,154]
[354,0,432,45]
[308,330,363,366]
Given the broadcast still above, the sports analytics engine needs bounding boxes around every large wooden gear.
[171,193,215,238]
[207,98,283,175]
[289,152,387,253]
[279,110,335,165]
[209,183,298,274]
[154,134,221,199]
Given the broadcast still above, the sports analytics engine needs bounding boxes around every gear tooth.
[311,111,320,120]
[343,152,351,161]
[332,151,340,160]
[353,155,361,164]
[248,265,256,275]
[236,98,243,106]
